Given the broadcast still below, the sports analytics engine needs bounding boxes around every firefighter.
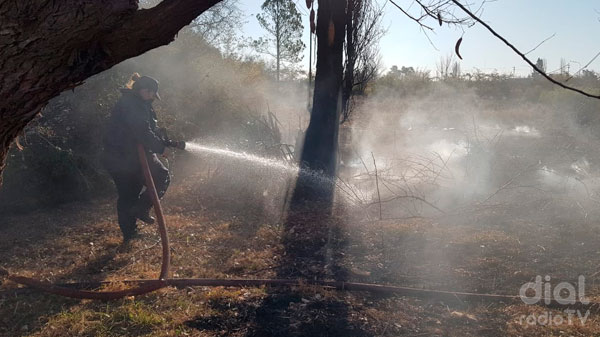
[102,73,185,242]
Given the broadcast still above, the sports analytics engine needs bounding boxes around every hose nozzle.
[164,139,186,150]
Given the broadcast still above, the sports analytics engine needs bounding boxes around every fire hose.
[137,144,170,280]
[0,144,170,299]
[2,145,600,312]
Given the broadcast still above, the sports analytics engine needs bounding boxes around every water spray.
[3,142,599,310]
[185,142,297,172]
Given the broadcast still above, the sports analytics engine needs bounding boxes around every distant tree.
[560,57,569,76]
[375,65,431,97]
[580,69,599,82]
[188,0,242,45]
[451,61,461,78]
[388,66,419,78]
[253,0,305,82]
[437,54,461,80]
[400,66,416,76]
[532,58,547,79]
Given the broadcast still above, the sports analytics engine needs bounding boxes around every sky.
[238,0,600,76]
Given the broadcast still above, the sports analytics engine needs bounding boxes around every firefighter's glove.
[165,139,186,150]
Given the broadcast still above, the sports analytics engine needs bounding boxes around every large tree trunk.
[0,0,222,187]
[291,0,346,205]
[283,1,347,281]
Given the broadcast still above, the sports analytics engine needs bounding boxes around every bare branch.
[389,0,433,30]
[449,0,600,100]
[566,50,600,82]
[421,26,440,51]
[414,0,470,25]
[523,33,555,55]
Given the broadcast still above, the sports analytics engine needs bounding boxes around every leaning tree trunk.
[0,0,222,187]
[291,0,347,205]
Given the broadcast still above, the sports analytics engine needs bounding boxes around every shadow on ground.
[0,248,126,336]
[183,192,370,336]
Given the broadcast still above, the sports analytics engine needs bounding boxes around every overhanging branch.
[389,0,433,30]
[103,0,224,64]
[450,0,600,100]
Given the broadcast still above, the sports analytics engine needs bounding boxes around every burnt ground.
[2,173,600,337]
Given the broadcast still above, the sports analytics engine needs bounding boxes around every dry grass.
[2,179,600,336]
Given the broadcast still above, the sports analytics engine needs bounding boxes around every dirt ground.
[2,176,600,337]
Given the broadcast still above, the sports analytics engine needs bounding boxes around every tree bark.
[275,0,280,82]
[291,0,346,204]
[0,0,222,186]
[341,0,356,122]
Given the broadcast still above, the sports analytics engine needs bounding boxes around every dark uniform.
[102,88,170,240]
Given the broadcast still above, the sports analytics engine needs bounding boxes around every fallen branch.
[372,152,383,220]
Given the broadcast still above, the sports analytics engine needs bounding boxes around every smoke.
[44,24,598,232]
[103,32,316,220]
[345,80,600,225]
[112,34,310,149]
